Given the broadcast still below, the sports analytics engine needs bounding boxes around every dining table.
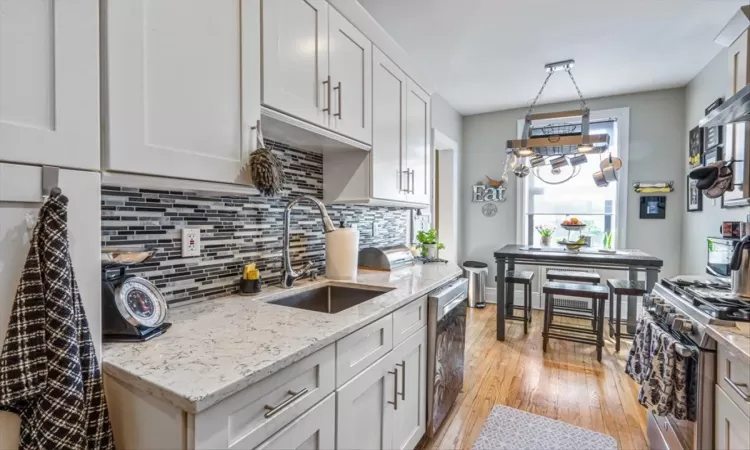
[494,245,664,341]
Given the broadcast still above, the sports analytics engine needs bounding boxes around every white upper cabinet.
[104,0,260,184]
[0,0,99,170]
[262,0,329,128]
[328,7,372,144]
[405,79,432,205]
[371,47,407,202]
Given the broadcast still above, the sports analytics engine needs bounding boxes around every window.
[519,111,628,249]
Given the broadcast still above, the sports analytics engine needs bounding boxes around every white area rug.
[472,405,618,450]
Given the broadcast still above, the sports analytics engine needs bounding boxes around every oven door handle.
[442,293,466,316]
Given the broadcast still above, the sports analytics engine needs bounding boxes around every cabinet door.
[391,327,427,450]
[256,394,336,450]
[104,0,256,183]
[0,166,102,450]
[405,79,432,206]
[0,0,99,170]
[328,7,372,144]
[715,385,750,450]
[337,354,394,450]
[262,0,329,128]
[371,47,407,202]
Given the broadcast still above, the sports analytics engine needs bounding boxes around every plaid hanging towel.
[0,192,114,449]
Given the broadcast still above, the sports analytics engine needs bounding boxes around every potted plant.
[602,231,614,250]
[535,225,555,246]
[416,228,445,258]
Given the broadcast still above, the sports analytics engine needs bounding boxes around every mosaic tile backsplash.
[102,140,410,305]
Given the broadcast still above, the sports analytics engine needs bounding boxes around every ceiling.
[359,0,747,115]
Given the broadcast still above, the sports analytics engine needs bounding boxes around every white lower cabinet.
[106,301,429,450]
[716,384,750,450]
[336,348,395,450]
[391,327,427,450]
[335,326,426,450]
[257,394,336,450]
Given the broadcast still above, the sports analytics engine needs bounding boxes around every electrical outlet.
[181,228,200,257]
[372,222,380,237]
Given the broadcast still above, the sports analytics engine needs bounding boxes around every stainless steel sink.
[269,285,393,314]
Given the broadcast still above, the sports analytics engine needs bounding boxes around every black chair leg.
[543,294,551,352]
[608,287,614,338]
[527,283,532,324]
[591,297,598,331]
[523,283,528,335]
[615,294,622,352]
[596,298,605,362]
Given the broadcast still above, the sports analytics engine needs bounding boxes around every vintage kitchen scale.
[101,248,171,342]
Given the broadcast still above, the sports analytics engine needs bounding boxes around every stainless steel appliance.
[706,236,750,298]
[731,235,750,298]
[426,277,468,437]
[358,245,415,271]
[644,276,750,450]
[707,236,738,278]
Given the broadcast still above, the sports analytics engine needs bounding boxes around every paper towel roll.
[326,227,359,281]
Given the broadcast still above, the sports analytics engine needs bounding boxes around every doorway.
[433,129,459,264]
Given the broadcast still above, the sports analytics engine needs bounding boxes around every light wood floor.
[423,304,647,450]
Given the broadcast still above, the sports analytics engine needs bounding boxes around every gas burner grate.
[661,278,750,322]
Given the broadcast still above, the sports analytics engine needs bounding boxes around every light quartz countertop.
[102,263,462,413]
[705,321,750,364]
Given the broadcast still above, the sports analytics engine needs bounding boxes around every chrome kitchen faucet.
[281,195,335,288]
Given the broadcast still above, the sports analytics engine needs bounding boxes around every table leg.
[496,258,506,341]
[627,267,638,334]
[505,258,515,318]
[646,268,658,292]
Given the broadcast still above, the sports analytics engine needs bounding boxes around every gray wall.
[682,49,750,274]
[462,88,686,286]
[431,93,463,146]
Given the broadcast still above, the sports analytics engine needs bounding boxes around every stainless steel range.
[645,276,750,450]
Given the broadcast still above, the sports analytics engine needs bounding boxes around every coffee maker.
[729,220,750,298]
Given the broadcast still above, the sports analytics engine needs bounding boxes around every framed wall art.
[687,176,702,212]
[640,196,666,219]
[689,126,703,168]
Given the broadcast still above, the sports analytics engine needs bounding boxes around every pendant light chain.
[566,68,588,110]
[525,71,554,117]
[524,66,589,117]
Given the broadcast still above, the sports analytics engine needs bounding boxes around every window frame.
[515,107,630,248]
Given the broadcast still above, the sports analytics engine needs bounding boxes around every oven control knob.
[655,304,673,315]
[673,318,693,333]
[645,296,662,307]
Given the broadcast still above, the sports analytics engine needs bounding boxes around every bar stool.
[542,281,609,362]
[607,279,647,352]
[505,270,534,334]
[546,269,601,330]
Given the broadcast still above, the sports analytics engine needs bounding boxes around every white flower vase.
[425,244,439,259]
[541,236,551,247]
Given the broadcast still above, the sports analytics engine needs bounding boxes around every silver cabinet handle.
[322,76,332,115]
[264,388,308,418]
[396,361,406,400]
[724,377,750,402]
[409,169,415,194]
[387,369,398,410]
[333,82,342,118]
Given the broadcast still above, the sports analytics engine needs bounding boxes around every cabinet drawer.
[715,384,750,450]
[256,393,335,450]
[194,344,335,449]
[393,296,427,346]
[718,345,750,417]
[336,314,393,387]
